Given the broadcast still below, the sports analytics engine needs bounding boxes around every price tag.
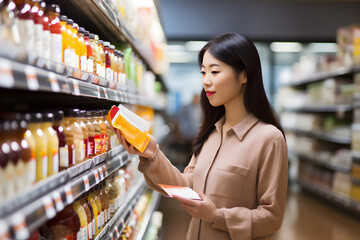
[119,155,123,166]
[43,195,56,219]
[104,88,108,99]
[48,72,60,92]
[0,58,14,88]
[83,175,90,191]
[72,79,80,95]
[109,232,114,240]
[52,191,64,212]
[64,185,74,204]
[121,218,125,226]
[11,213,29,240]
[93,170,100,184]
[114,225,120,238]
[96,86,101,98]
[25,66,39,91]
[0,220,10,240]
[114,90,119,101]
[104,166,108,177]
[99,168,104,180]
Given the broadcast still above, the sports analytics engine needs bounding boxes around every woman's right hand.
[113,127,158,159]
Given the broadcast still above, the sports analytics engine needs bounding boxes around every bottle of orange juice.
[41,112,59,176]
[77,27,87,72]
[59,15,69,64]
[73,200,88,240]
[46,4,62,63]
[84,31,94,74]
[72,23,80,69]
[97,40,106,78]
[65,18,74,67]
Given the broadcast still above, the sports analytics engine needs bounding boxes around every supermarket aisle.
[157,186,360,240]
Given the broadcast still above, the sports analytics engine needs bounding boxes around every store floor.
[157,185,360,240]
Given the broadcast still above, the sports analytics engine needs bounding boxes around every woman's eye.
[200,71,205,75]
[211,71,219,75]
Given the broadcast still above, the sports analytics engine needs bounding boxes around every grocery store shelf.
[298,178,360,217]
[0,57,163,110]
[283,104,352,113]
[95,177,147,240]
[0,146,131,238]
[281,66,358,87]
[289,150,351,173]
[135,191,161,240]
[284,127,351,144]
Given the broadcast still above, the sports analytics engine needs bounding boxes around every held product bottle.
[77,27,87,72]
[79,194,93,240]
[31,0,44,59]
[16,115,33,188]
[85,111,95,158]
[27,113,48,181]
[59,15,68,64]
[52,110,68,171]
[84,31,94,74]
[41,1,50,60]
[41,112,59,176]
[79,110,88,160]
[73,200,88,240]
[46,4,62,63]
[23,113,37,184]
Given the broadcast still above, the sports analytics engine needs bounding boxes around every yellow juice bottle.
[72,23,80,69]
[41,113,59,176]
[65,109,84,164]
[87,191,98,238]
[27,113,48,181]
[23,113,36,185]
[91,189,103,235]
[65,18,74,67]
[97,40,106,78]
[73,200,88,240]
[59,15,69,64]
[77,27,87,72]
[90,34,99,76]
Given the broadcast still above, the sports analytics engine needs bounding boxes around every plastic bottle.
[46,4,62,63]
[87,190,99,237]
[84,31,94,74]
[0,123,6,202]
[73,200,88,240]
[63,110,76,167]
[41,112,59,176]
[77,27,87,72]
[31,0,44,59]
[79,194,93,240]
[64,109,84,164]
[59,15,68,64]
[41,1,50,60]
[109,45,117,84]
[27,113,48,181]
[95,184,107,226]
[116,169,127,205]
[90,188,103,235]
[52,110,68,171]
[17,115,33,188]
[72,23,80,69]
[104,111,113,151]
[0,0,20,46]
[44,205,80,240]
[104,41,113,83]
[100,181,110,223]
[91,111,102,156]
[89,33,98,75]
[118,51,126,86]
[104,174,120,217]
[79,110,89,160]
[23,113,36,184]
[85,191,96,238]
[85,111,95,158]
[97,111,108,153]
[65,18,74,67]
[98,40,106,78]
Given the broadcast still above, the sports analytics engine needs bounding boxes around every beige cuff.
[211,208,227,231]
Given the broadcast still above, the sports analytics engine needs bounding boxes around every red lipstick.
[205,91,215,96]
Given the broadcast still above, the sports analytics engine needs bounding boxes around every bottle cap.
[31,113,43,123]
[98,40,104,45]
[103,41,110,47]
[110,45,115,50]
[89,33,95,39]
[43,112,54,122]
[53,110,64,121]
[73,23,79,30]
[78,27,85,34]
[59,15,68,21]
[66,19,74,25]
[85,31,89,36]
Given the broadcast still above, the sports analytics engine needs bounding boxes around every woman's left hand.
[173,192,217,224]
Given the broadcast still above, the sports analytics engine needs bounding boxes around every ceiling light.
[270,42,303,52]
[185,41,207,52]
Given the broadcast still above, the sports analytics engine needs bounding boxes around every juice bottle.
[79,110,89,160]
[1,121,17,198]
[73,200,88,240]
[94,184,107,226]
[85,192,96,238]
[41,1,50,60]
[77,27,87,72]
[90,188,103,235]
[109,45,117,84]
[97,111,107,153]
[85,111,95,158]
[89,33,98,75]
[31,0,44,59]
[16,115,33,188]
[46,4,62,63]
[63,110,76,168]
[104,111,113,151]
[14,0,35,62]
[118,50,126,86]
[59,15,68,64]
[72,23,80,69]
[23,113,36,184]
[84,31,94,74]
[91,111,102,156]
[0,0,20,46]
[27,113,48,181]
[99,181,110,223]
[44,205,80,240]
[79,194,93,240]
[104,174,119,217]
[41,112,59,176]
[104,41,113,83]
[87,190,99,237]
[97,40,106,78]
[52,110,68,171]
[115,169,126,205]
[65,18,74,67]
[64,109,84,164]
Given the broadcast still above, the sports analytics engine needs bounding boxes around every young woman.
[115,33,288,240]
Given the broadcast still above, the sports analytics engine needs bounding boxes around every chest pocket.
[209,164,249,200]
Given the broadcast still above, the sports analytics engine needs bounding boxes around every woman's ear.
[240,71,247,84]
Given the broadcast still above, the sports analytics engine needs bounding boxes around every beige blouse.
[138,114,288,240]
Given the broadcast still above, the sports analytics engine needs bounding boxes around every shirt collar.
[215,114,259,141]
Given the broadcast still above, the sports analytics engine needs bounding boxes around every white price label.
[48,72,60,92]
[110,232,114,240]
[52,191,64,212]
[119,155,123,166]
[43,195,56,219]
[114,90,119,101]
[104,88,108,99]
[83,175,90,191]
[93,170,100,184]
[99,168,104,180]
[25,66,39,91]
[104,166,108,177]
[64,185,74,204]
[0,220,10,240]
[11,213,29,240]
[72,79,80,95]
[0,58,14,88]
[114,225,120,238]
[96,86,101,98]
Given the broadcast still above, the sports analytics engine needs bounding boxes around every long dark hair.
[192,32,285,156]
